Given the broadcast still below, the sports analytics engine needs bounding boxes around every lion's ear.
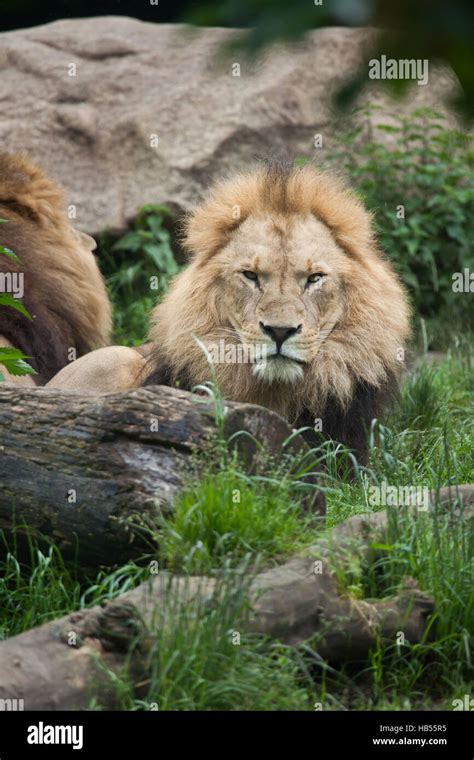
[184,204,243,265]
[183,172,259,264]
[71,229,97,253]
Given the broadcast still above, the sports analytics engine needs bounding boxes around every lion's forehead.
[229,212,343,271]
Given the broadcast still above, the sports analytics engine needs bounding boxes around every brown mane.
[0,153,112,383]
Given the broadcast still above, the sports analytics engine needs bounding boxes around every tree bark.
[0,385,324,568]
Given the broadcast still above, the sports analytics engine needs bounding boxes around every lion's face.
[211,213,347,383]
[149,164,410,416]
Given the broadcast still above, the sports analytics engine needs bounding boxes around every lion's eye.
[307,273,324,286]
[242,270,259,282]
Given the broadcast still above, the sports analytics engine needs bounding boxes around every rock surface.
[0,17,457,233]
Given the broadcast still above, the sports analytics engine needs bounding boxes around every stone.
[0,17,458,233]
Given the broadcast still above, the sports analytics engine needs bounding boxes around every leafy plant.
[99,205,179,345]
[324,107,474,345]
[112,205,177,280]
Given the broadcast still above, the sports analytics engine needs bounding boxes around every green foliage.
[334,503,473,706]
[0,292,32,320]
[0,347,36,378]
[98,205,178,345]
[112,205,177,277]
[0,546,81,640]
[317,347,473,707]
[378,348,473,485]
[0,244,18,261]
[326,107,474,341]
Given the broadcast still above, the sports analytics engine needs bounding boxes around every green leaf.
[376,124,401,134]
[446,225,464,243]
[0,245,18,260]
[143,243,177,274]
[369,543,394,551]
[0,293,32,319]
[147,215,165,237]
[0,347,37,376]
[112,232,143,253]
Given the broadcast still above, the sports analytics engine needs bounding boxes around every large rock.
[0,17,457,233]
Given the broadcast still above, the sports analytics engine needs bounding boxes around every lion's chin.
[252,356,305,384]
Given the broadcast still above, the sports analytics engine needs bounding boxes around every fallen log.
[0,384,325,568]
[0,502,447,710]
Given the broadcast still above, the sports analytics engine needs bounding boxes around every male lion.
[48,162,410,464]
[0,153,112,385]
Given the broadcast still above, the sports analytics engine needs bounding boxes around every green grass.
[91,562,320,711]
[0,536,148,640]
[158,455,318,573]
[325,343,473,526]
[324,500,473,709]
[0,544,81,639]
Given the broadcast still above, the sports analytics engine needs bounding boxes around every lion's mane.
[0,153,112,383]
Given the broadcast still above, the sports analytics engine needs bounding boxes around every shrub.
[98,205,178,345]
[325,107,474,341]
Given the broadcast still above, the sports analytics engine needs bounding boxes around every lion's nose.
[259,322,302,350]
